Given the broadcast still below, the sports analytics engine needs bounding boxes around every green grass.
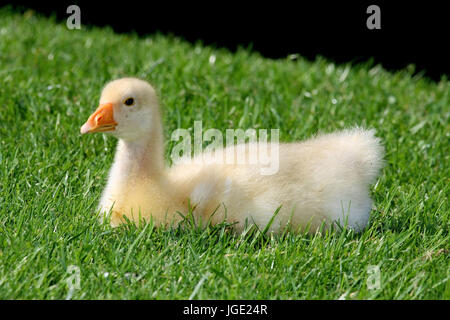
[0,8,449,300]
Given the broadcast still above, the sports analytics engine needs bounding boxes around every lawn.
[0,7,448,300]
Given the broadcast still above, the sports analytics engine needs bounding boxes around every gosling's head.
[80,78,159,141]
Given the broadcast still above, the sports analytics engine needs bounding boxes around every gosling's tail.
[335,127,385,185]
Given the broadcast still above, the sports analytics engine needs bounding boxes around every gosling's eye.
[124,98,134,106]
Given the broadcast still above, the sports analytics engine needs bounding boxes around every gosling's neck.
[101,121,180,226]
[110,123,165,185]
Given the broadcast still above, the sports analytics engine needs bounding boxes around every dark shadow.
[4,1,449,81]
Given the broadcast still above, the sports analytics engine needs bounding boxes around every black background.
[3,0,449,81]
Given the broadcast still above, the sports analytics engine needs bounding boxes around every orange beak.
[80,103,117,134]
